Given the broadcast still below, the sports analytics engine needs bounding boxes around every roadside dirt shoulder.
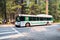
[0,24,15,27]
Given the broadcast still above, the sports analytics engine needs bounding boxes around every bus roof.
[18,14,53,17]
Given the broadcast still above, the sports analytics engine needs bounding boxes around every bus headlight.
[15,22,18,25]
[15,22,20,25]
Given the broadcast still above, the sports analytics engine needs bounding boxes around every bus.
[15,14,53,27]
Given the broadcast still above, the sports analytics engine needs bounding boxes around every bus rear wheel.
[25,23,30,27]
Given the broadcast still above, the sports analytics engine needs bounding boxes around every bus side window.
[29,17,33,21]
[29,17,37,21]
[33,17,37,21]
[40,17,44,21]
[25,17,29,21]
[37,17,40,21]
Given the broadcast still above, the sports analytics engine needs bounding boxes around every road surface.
[0,24,60,40]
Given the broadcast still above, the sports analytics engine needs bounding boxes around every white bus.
[15,14,53,27]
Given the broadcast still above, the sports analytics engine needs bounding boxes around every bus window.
[37,17,40,21]
[20,16,25,21]
[33,17,37,21]
[25,17,29,21]
[16,16,20,22]
[29,17,37,21]
[16,16,25,21]
[47,18,53,21]
[40,17,44,21]
[29,17,32,21]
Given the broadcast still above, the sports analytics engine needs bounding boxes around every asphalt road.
[0,24,60,40]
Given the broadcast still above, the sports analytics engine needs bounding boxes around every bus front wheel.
[46,22,49,25]
[15,25,20,28]
[25,23,30,27]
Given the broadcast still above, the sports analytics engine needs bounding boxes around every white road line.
[11,27,20,34]
[0,27,26,39]
[0,31,16,34]
[0,33,24,40]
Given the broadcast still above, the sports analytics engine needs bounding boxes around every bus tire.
[25,22,30,27]
[15,25,20,28]
[46,22,49,25]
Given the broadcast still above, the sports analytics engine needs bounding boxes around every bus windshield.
[16,16,20,22]
[16,16,25,22]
